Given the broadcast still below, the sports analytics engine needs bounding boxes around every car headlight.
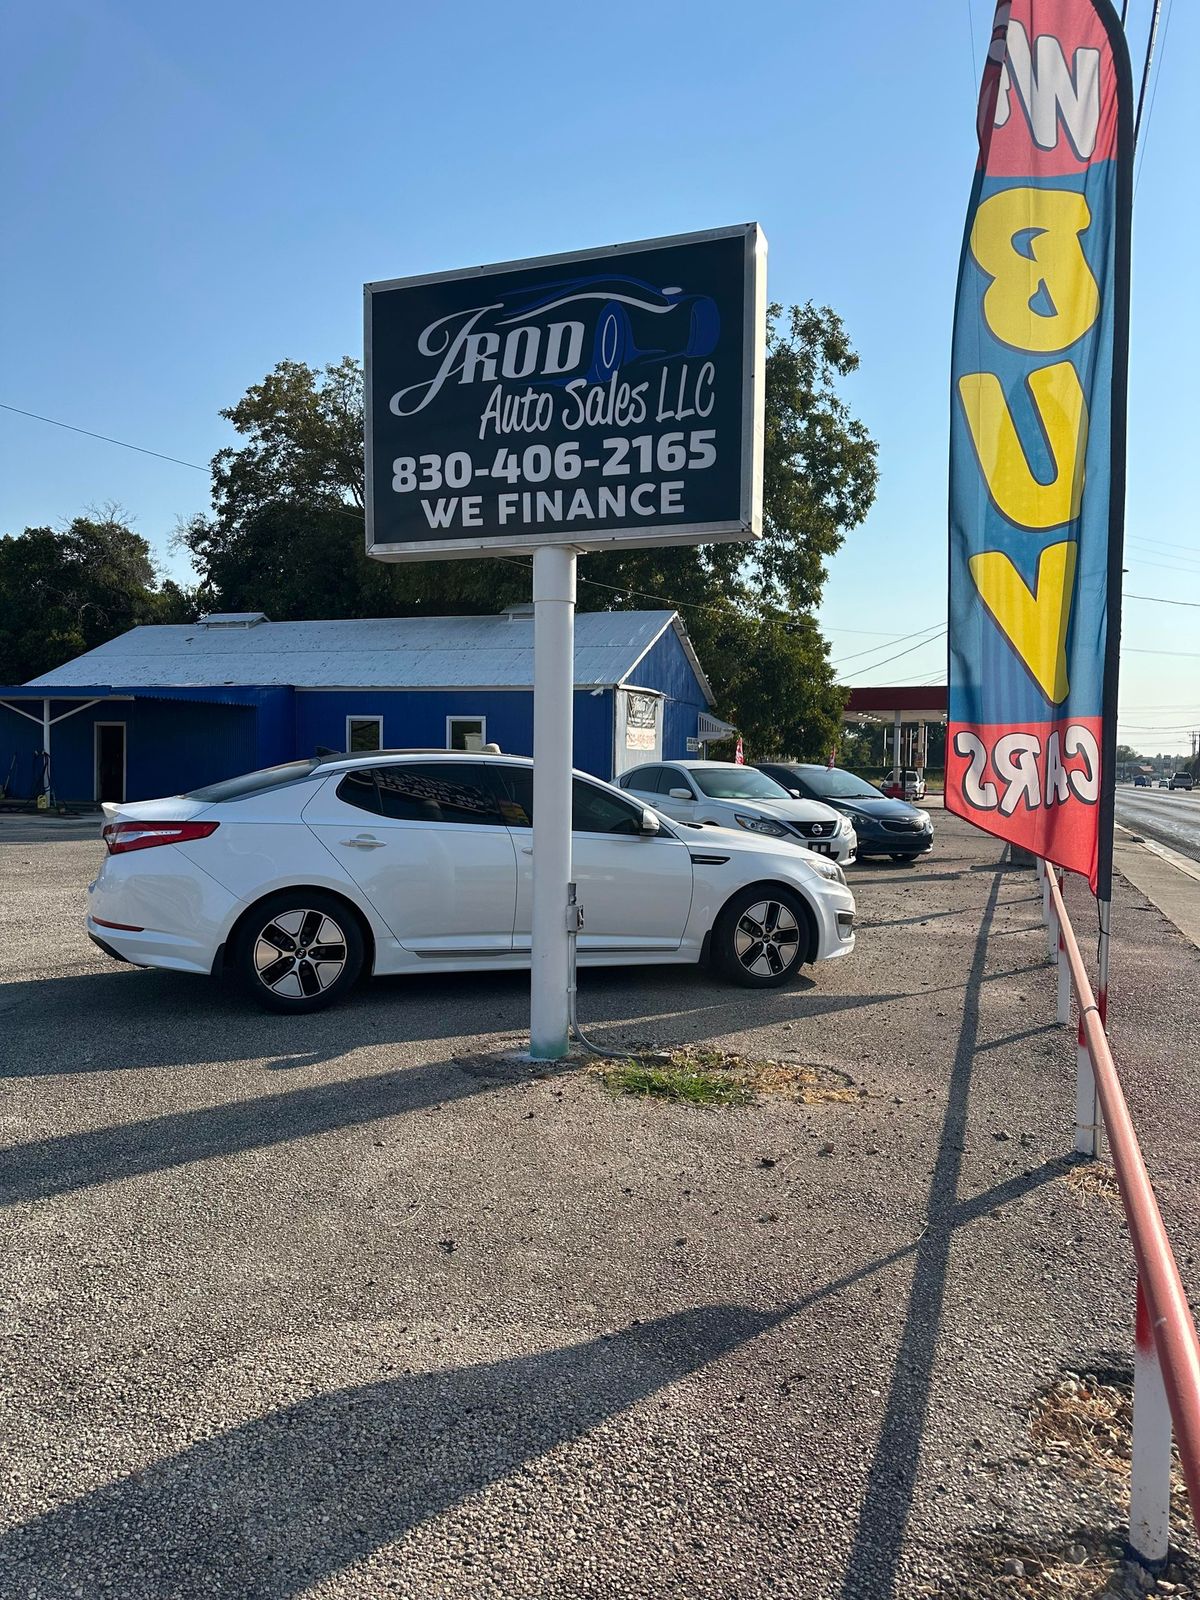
[803,854,846,885]
[733,813,788,837]
[837,816,855,834]
[914,810,931,827]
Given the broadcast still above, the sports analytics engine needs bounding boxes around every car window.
[624,765,667,793]
[189,758,322,802]
[691,767,789,800]
[659,769,696,795]
[786,766,881,801]
[335,769,382,815]
[369,762,504,825]
[490,766,646,835]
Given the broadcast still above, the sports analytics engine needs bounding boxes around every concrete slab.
[1114,826,1200,950]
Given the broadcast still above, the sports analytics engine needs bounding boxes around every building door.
[95,723,126,803]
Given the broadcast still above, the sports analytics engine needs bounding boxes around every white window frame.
[345,715,384,754]
[94,720,127,803]
[446,715,487,752]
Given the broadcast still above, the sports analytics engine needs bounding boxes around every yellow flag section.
[947,0,1132,893]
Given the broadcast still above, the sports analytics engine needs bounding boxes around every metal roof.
[24,611,715,703]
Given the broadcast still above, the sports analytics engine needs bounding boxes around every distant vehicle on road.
[1170,772,1195,791]
[882,768,926,802]
[1159,778,1171,788]
[1133,774,1150,788]
[88,752,857,1011]
[617,760,857,865]
[756,762,934,863]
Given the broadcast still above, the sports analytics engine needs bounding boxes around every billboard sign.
[947,0,1132,893]
[365,225,765,561]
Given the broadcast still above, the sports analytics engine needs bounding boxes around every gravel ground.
[1,811,1198,1599]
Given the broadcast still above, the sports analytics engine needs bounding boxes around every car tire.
[232,891,366,1013]
[712,886,813,989]
[589,302,633,383]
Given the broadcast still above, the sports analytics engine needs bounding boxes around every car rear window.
[186,759,322,803]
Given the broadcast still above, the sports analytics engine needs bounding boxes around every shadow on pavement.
[839,854,1007,1600]
[0,1304,782,1599]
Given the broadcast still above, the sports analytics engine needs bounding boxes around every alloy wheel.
[253,908,348,999]
[733,899,801,978]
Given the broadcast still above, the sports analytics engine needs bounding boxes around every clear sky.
[1,0,1195,751]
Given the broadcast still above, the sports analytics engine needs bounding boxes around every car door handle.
[340,834,385,849]
[520,846,533,855]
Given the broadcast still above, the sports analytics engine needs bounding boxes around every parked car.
[616,760,857,865]
[88,752,857,1012]
[756,762,934,862]
[1133,774,1150,787]
[882,768,926,801]
[1170,771,1195,791]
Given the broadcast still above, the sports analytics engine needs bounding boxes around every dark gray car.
[755,763,934,863]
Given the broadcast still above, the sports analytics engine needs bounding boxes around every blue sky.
[1,0,1195,750]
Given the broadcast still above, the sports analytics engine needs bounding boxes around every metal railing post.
[1045,865,1059,961]
[1075,1010,1102,1158]
[1130,1278,1173,1566]
[1056,912,1071,1026]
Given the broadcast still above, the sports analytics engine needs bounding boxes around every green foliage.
[0,510,193,683]
[179,303,878,753]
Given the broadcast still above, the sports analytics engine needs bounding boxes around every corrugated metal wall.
[294,688,616,778]
[623,627,711,759]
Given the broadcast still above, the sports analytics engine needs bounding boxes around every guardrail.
[1038,858,1200,1564]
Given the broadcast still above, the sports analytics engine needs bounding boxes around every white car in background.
[618,760,858,866]
[87,751,857,1012]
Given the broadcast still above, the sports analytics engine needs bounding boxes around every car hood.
[669,818,840,865]
[815,795,928,824]
[711,795,843,824]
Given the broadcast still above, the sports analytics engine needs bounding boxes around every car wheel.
[713,886,813,989]
[588,302,633,382]
[232,891,365,1013]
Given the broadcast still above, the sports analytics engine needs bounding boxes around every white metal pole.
[529,545,577,1061]
[892,710,901,786]
[1056,913,1071,1026]
[1130,1279,1173,1564]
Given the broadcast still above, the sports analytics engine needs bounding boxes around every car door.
[302,762,518,953]
[649,765,703,824]
[491,765,694,952]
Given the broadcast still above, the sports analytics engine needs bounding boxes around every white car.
[618,760,858,866]
[87,751,857,1012]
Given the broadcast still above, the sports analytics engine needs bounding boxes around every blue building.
[0,608,733,805]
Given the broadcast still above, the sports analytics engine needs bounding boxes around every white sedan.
[618,760,858,865]
[87,751,857,1012]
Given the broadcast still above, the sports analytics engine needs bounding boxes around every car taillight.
[102,821,219,854]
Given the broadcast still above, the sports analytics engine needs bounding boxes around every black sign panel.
[365,225,764,561]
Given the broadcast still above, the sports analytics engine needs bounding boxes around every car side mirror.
[638,808,660,835]
[788,788,802,798]
[668,787,694,801]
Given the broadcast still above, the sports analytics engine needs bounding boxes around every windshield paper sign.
[365,226,764,560]
[947,1,1131,891]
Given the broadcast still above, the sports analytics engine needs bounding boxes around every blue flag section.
[947,0,1132,894]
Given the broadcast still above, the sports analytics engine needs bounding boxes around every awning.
[698,713,738,741]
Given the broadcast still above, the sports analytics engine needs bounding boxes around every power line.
[838,630,947,682]
[831,621,946,667]
[1134,0,1165,148]
[1126,592,1200,608]
[0,401,209,474]
[1135,0,1173,191]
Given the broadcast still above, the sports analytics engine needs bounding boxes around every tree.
[0,509,193,684]
[179,303,878,754]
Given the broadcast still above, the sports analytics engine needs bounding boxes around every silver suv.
[618,760,857,865]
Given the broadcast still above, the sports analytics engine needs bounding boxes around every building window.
[446,715,486,752]
[347,715,383,753]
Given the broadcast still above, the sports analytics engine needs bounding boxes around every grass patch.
[1060,1159,1122,1208]
[591,1046,859,1108]
[1030,1368,1133,1477]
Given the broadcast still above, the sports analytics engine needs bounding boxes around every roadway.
[1114,783,1200,866]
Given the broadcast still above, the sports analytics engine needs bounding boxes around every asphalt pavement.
[1115,784,1200,865]
[2,811,1199,1598]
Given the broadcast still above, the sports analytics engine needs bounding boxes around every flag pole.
[1096,0,1136,1039]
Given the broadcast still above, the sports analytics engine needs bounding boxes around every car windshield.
[793,767,884,800]
[186,759,322,803]
[691,768,790,800]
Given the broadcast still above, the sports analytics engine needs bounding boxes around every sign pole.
[529,544,577,1060]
